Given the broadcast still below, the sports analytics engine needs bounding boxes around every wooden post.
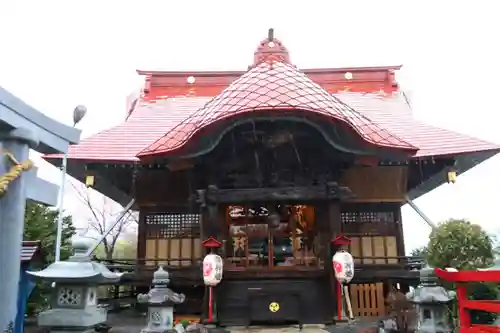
[201,237,222,325]
[137,210,147,266]
[327,202,342,320]
[456,284,470,329]
[331,234,352,321]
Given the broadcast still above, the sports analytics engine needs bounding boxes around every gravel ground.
[24,311,380,333]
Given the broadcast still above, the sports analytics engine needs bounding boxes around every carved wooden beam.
[195,182,353,204]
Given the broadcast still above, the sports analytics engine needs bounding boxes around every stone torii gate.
[0,86,82,333]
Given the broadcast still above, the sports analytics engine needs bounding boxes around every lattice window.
[145,213,201,238]
[87,288,97,306]
[57,287,82,306]
[341,211,395,224]
[150,311,163,325]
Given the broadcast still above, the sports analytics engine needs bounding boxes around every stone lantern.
[406,266,456,333]
[137,266,186,333]
[27,239,121,333]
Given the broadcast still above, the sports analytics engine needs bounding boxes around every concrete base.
[46,330,96,333]
[140,329,177,333]
[38,308,107,328]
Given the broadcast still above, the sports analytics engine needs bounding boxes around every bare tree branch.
[70,180,136,260]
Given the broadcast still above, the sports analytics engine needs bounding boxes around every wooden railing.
[93,257,202,273]
[354,255,424,269]
[226,253,323,269]
[95,255,424,272]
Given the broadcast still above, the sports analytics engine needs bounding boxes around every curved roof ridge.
[138,59,416,157]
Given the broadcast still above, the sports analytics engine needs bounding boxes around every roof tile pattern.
[338,93,500,157]
[50,98,210,161]
[43,93,500,162]
[139,61,416,157]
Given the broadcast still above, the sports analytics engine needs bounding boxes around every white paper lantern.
[332,251,354,283]
[203,254,223,286]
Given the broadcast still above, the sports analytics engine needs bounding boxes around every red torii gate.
[435,268,500,333]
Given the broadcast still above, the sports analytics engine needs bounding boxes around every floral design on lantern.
[332,250,354,283]
[203,253,223,286]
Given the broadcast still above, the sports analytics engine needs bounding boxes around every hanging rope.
[0,148,34,196]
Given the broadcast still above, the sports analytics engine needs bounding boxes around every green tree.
[427,219,494,270]
[23,202,76,314]
[92,238,137,260]
[410,246,427,258]
[426,219,496,325]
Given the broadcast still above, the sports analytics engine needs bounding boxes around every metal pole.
[0,128,38,333]
[54,152,68,262]
[54,105,86,262]
[85,198,135,257]
[405,195,436,229]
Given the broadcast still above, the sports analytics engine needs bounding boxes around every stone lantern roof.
[152,266,170,285]
[406,266,456,304]
[137,266,186,305]
[27,239,121,284]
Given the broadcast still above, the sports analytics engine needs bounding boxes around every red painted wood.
[331,234,351,246]
[42,35,500,163]
[435,268,500,283]
[468,325,500,333]
[202,236,222,249]
[457,285,471,330]
[463,300,500,313]
[436,268,500,333]
[337,280,342,321]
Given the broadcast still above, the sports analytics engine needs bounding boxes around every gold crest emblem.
[269,301,280,312]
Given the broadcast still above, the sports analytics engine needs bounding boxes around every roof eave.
[44,157,134,207]
[43,155,138,164]
[136,65,403,77]
[407,148,500,200]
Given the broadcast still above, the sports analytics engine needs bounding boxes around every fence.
[350,283,385,317]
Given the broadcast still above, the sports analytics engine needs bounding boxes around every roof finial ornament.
[252,29,291,67]
[268,28,274,42]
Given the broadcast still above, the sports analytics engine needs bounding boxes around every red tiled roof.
[42,32,500,163]
[44,92,499,163]
[49,98,209,162]
[138,60,417,157]
[339,93,500,157]
[21,241,41,263]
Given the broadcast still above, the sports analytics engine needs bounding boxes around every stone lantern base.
[141,327,177,333]
[38,307,107,333]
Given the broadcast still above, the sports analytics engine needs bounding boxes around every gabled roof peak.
[252,28,291,67]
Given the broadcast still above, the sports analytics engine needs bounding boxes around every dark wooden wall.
[217,277,333,326]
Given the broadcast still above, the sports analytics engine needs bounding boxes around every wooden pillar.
[328,202,342,238]
[327,201,343,320]
[199,186,222,246]
[394,204,406,256]
[197,185,223,325]
[456,284,471,330]
[136,210,147,266]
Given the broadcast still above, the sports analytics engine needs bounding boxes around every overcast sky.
[1,0,499,252]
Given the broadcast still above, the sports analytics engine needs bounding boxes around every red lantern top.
[330,234,351,246]
[202,236,222,249]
